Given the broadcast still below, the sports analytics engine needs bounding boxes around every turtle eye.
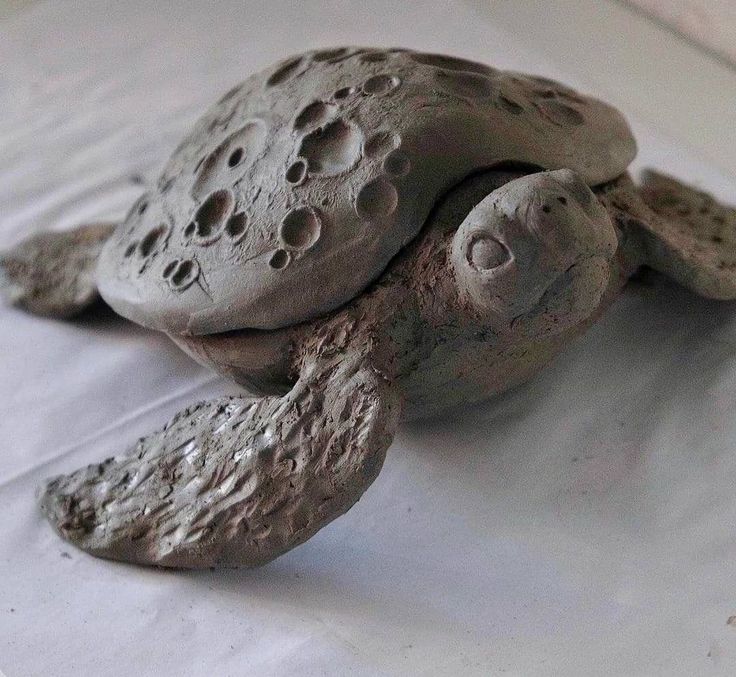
[468,235,511,271]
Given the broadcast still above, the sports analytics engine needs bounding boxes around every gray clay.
[0,223,114,319]
[2,47,735,569]
[95,49,635,334]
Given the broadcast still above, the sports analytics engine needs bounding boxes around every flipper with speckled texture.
[635,170,736,299]
[0,223,115,318]
[39,353,400,568]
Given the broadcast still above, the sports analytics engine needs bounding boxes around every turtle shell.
[97,47,636,334]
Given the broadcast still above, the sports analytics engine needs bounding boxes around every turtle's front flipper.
[39,354,401,568]
[622,170,736,299]
[0,223,115,318]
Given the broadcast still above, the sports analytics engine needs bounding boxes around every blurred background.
[3,0,735,66]
[630,0,736,65]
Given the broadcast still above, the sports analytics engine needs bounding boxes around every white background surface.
[629,0,736,66]
[1,1,736,675]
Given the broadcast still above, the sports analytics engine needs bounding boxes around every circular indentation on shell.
[468,236,510,270]
[498,95,524,114]
[192,156,205,175]
[531,76,559,88]
[285,159,308,185]
[363,130,400,159]
[225,212,247,241]
[293,101,338,132]
[529,76,586,104]
[127,197,148,222]
[360,51,388,63]
[313,47,349,62]
[162,260,178,278]
[138,224,167,257]
[538,100,585,126]
[355,178,398,220]
[382,149,411,177]
[409,52,496,75]
[228,147,244,167]
[327,52,356,65]
[269,249,291,270]
[434,69,493,98]
[159,176,175,193]
[194,189,234,239]
[560,91,586,106]
[218,83,243,104]
[184,221,196,238]
[279,207,322,249]
[298,119,362,176]
[266,57,302,86]
[168,259,199,290]
[192,121,267,199]
[215,104,240,128]
[362,73,401,96]
[332,86,356,101]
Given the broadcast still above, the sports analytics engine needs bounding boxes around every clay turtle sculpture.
[2,47,735,569]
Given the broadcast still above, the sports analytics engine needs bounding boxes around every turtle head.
[452,169,618,335]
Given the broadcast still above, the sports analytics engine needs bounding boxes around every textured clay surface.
[0,223,115,319]
[96,47,636,335]
[180,168,625,418]
[40,353,400,567]
[9,49,736,570]
[638,170,736,298]
[176,168,736,423]
[40,168,628,567]
[32,165,736,568]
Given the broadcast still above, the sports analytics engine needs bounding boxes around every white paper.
[1,2,736,675]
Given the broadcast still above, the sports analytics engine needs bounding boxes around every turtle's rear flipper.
[39,355,401,568]
[633,170,736,299]
[0,223,115,318]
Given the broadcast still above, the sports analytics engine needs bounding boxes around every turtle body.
[2,48,735,569]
